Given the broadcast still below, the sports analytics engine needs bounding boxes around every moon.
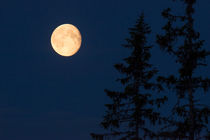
[51,24,82,57]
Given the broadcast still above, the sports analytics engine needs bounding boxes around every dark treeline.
[91,0,210,140]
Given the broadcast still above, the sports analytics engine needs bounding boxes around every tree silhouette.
[156,0,210,139]
[91,13,166,140]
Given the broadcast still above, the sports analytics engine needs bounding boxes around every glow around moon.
[51,24,82,57]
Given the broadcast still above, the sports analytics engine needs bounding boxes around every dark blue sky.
[0,0,209,140]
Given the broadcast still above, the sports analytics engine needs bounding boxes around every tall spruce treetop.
[157,0,210,139]
[93,13,166,140]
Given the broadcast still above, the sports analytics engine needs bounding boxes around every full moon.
[51,24,82,57]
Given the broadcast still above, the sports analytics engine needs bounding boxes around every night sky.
[0,0,209,140]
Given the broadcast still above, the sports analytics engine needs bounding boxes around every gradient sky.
[0,0,209,140]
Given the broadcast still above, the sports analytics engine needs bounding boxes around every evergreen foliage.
[92,13,166,140]
[156,0,210,139]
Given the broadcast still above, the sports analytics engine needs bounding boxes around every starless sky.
[0,0,209,140]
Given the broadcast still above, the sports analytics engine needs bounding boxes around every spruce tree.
[157,0,210,139]
[91,13,166,140]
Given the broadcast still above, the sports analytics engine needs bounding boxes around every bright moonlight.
[51,24,82,57]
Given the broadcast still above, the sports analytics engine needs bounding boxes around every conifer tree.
[91,13,166,140]
[157,0,210,139]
